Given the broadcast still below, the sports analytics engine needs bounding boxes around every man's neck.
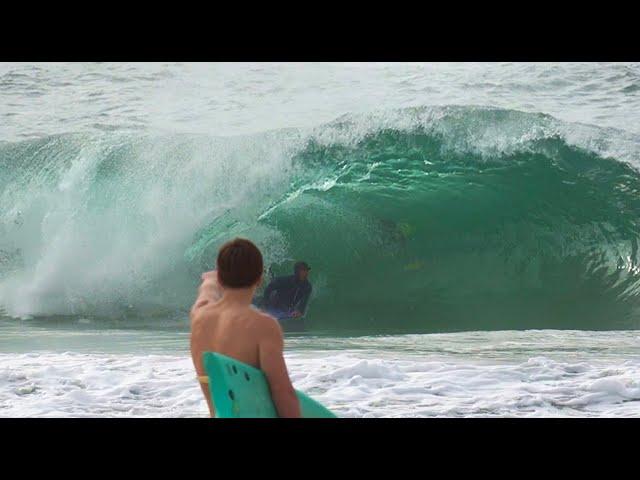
[221,288,255,305]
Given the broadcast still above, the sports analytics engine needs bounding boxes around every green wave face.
[261,134,640,332]
[3,106,640,333]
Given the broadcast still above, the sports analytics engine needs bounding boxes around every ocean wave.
[2,106,640,333]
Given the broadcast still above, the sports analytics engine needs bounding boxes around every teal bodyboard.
[203,352,337,418]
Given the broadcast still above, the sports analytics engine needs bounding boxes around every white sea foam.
[2,331,639,417]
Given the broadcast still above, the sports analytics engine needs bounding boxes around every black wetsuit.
[261,275,312,318]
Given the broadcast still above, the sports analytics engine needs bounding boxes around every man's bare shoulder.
[249,307,284,338]
[190,303,218,328]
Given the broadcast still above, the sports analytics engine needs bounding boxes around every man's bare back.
[190,269,301,418]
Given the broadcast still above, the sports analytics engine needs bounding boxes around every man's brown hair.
[217,238,263,288]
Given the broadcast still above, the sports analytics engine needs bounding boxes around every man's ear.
[216,270,224,287]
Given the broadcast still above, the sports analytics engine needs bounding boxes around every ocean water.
[1,62,640,417]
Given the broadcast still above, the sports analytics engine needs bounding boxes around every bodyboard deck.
[203,352,337,418]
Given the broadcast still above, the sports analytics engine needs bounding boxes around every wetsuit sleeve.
[294,284,312,315]
[261,278,280,306]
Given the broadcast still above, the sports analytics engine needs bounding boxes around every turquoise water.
[3,107,640,332]
[1,63,640,416]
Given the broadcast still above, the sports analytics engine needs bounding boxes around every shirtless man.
[190,238,301,418]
